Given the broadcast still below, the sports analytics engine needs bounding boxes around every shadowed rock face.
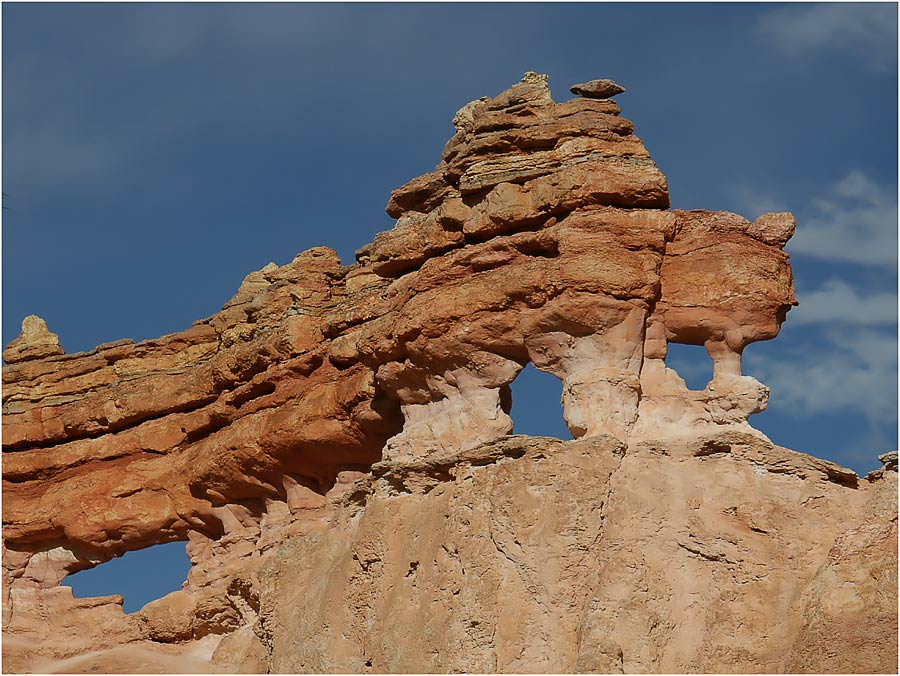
[2,74,894,674]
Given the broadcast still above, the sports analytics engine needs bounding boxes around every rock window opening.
[665,342,714,391]
[64,540,191,614]
[509,362,573,439]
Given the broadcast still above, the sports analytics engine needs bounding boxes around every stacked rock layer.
[2,74,895,674]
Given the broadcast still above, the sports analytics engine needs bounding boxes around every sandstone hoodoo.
[3,73,896,674]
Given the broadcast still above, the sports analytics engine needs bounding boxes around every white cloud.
[758,3,897,72]
[790,279,897,326]
[733,185,789,219]
[788,171,898,267]
[746,328,897,421]
[740,171,898,268]
[736,170,897,424]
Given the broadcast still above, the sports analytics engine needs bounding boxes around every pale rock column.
[632,316,770,440]
[522,294,647,441]
[377,353,523,462]
[704,331,771,425]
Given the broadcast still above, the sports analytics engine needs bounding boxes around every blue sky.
[4,3,897,608]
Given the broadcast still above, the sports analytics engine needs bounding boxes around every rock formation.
[3,315,64,365]
[2,73,895,674]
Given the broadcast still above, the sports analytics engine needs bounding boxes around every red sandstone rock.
[749,210,797,246]
[2,73,894,674]
[570,78,626,99]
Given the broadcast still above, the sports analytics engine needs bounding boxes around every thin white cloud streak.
[789,171,898,267]
[740,171,897,268]
[790,279,897,326]
[733,186,788,219]
[758,3,897,72]
[736,170,897,422]
[747,328,898,422]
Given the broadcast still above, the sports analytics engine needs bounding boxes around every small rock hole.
[509,363,573,439]
[665,342,714,391]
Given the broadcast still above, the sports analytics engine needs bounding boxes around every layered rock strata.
[3,73,894,674]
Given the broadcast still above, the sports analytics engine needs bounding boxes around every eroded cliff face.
[260,434,897,674]
[2,74,895,674]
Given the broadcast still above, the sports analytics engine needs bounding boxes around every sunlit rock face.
[3,74,895,674]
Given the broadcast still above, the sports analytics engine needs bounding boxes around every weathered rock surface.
[2,73,895,673]
[260,434,896,674]
[570,78,626,99]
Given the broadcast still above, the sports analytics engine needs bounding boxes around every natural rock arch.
[6,74,888,676]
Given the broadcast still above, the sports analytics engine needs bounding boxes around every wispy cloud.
[736,167,897,428]
[789,171,898,267]
[740,171,897,268]
[757,3,898,72]
[747,328,898,422]
[790,279,897,326]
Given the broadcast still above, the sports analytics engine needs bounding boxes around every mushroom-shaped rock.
[570,78,626,99]
[3,314,64,364]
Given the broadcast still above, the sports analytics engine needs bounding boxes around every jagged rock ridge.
[2,73,895,674]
